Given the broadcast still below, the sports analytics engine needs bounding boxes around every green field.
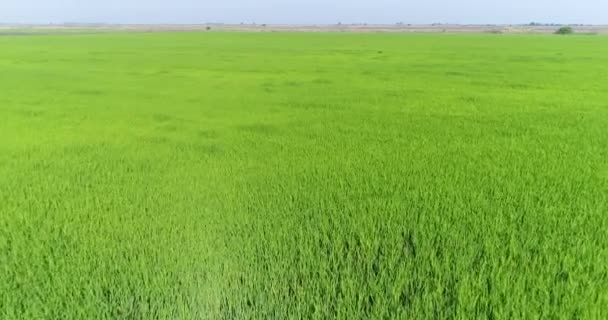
[1,32,607,319]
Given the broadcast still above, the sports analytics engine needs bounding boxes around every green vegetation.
[1,32,607,319]
[555,26,574,35]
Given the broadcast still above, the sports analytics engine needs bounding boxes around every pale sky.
[1,0,607,25]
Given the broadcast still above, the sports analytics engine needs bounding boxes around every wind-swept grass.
[1,32,607,319]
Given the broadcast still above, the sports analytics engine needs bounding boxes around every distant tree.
[555,26,574,35]
[206,26,211,31]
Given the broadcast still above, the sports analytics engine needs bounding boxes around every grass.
[1,32,607,319]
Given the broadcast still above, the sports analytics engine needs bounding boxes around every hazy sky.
[1,0,607,25]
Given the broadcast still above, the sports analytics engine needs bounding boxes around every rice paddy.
[1,32,607,319]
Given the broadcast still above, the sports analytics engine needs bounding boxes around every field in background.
[1,32,607,318]
[2,24,608,35]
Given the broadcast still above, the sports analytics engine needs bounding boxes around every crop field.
[1,32,607,319]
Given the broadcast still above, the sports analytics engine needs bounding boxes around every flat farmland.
[1,32,607,319]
